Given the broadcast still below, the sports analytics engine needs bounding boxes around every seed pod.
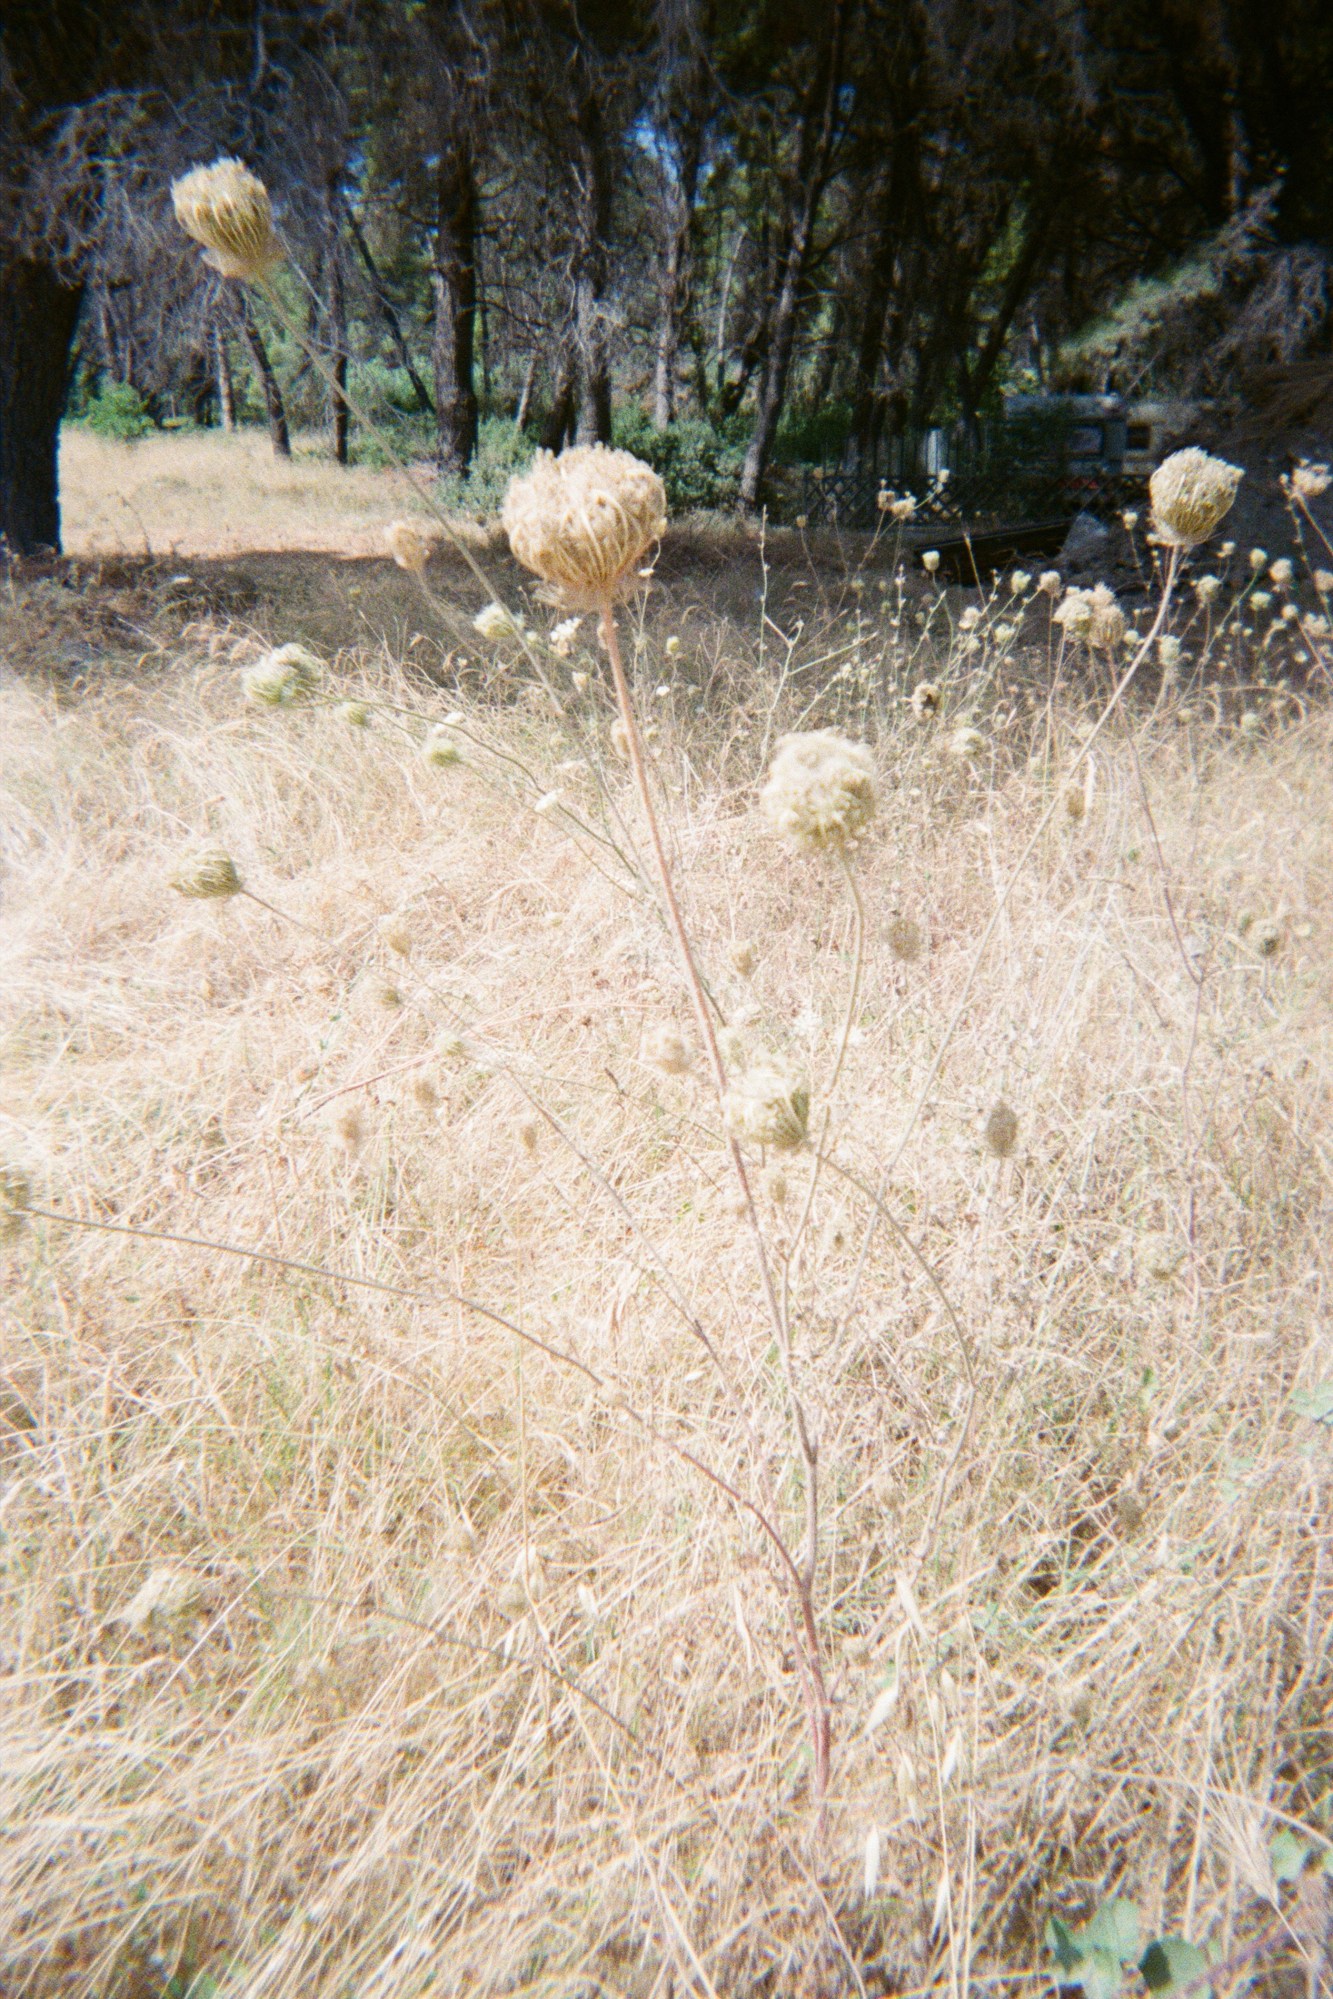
[170,849,243,900]
[886,915,923,962]
[984,1102,1019,1158]
[172,158,282,279]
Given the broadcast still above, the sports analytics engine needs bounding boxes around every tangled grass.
[1,537,1330,1997]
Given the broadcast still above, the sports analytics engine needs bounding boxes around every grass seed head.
[171,158,282,280]
[501,446,666,608]
[723,1062,810,1151]
[761,729,877,852]
[1149,447,1243,548]
[338,700,372,727]
[984,1102,1020,1158]
[242,643,322,707]
[169,849,243,899]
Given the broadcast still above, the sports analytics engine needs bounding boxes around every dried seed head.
[1149,447,1243,548]
[501,445,667,608]
[550,616,581,656]
[423,728,462,767]
[411,1072,441,1111]
[378,915,413,957]
[890,495,917,522]
[722,1062,810,1151]
[886,915,923,962]
[1269,557,1294,588]
[384,518,433,575]
[0,1165,32,1242]
[1290,461,1330,500]
[571,670,590,691]
[367,978,404,1010]
[328,1102,367,1153]
[984,1102,1019,1158]
[519,1119,541,1153]
[171,158,282,280]
[1250,917,1283,958]
[1239,708,1261,736]
[170,849,243,899]
[716,1025,749,1072]
[911,681,940,718]
[1250,590,1273,612]
[1158,634,1181,670]
[949,725,987,760]
[644,1024,692,1075]
[473,601,520,642]
[1194,576,1221,605]
[761,729,877,852]
[730,941,757,978]
[1010,570,1032,595]
[1249,547,1268,573]
[242,642,323,706]
[1038,569,1062,596]
[765,1168,789,1205]
[338,700,372,727]
[1122,509,1140,531]
[922,550,940,574]
[1064,784,1085,820]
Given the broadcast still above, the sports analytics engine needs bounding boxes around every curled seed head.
[242,643,323,707]
[0,1166,33,1242]
[384,518,433,575]
[644,1025,692,1075]
[722,1062,810,1151]
[911,681,940,718]
[1149,448,1243,548]
[984,1102,1019,1158]
[501,445,666,608]
[761,729,877,852]
[887,915,923,962]
[473,601,520,642]
[170,849,243,899]
[171,158,282,279]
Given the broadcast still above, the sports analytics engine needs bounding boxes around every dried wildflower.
[887,915,923,962]
[571,670,590,691]
[664,634,681,657]
[411,1073,441,1111]
[1250,590,1272,613]
[761,730,877,852]
[473,601,520,643]
[1269,557,1294,589]
[723,1061,810,1151]
[730,941,757,977]
[984,1102,1019,1158]
[384,518,432,575]
[1315,570,1333,595]
[1122,510,1140,532]
[518,1119,541,1154]
[1089,584,1125,649]
[170,849,243,899]
[1249,547,1268,573]
[765,1168,789,1205]
[922,550,941,575]
[1148,448,1243,548]
[1250,917,1283,958]
[423,728,462,767]
[379,916,413,958]
[1010,570,1032,596]
[1038,569,1062,596]
[1290,461,1330,500]
[0,1166,32,1242]
[501,445,666,608]
[876,487,892,512]
[795,513,808,530]
[644,1025,692,1075]
[949,725,986,759]
[716,1025,748,1072]
[549,616,581,656]
[1239,709,1261,736]
[338,700,372,727]
[242,642,322,706]
[1158,634,1181,670]
[609,716,631,759]
[958,606,981,631]
[1194,575,1221,605]
[911,681,940,717]
[328,1101,367,1153]
[172,158,282,280]
[891,496,917,522]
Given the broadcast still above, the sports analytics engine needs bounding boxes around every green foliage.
[773,398,854,466]
[1269,1829,1332,1881]
[612,407,744,511]
[1047,1898,1212,1997]
[436,416,539,516]
[82,381,155,442]
[1290,1381,1333,1425]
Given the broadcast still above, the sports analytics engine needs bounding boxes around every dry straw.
[1148,446,1243,549]
[760,730,877,852]
[501,445,666,609]
[172,159,283,280]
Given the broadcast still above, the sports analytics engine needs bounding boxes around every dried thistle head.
[501,446,667,608]
[1289,461,1330,500]
[886,915,923,962]
[338,700,372,727]
[242,643,322,707]
[423,728,462,767]
[948,724,986,760]
[911,681,940,718]
[1038,569,1062,596]
[643,1025,692,1075]
[384,519,433,575]
[984,1102,1019,1158]
[172,158,282,280]
[1149,447,1243,549]
[170,849,243,900]
[761,730,877,852]
[722,1062,810,1151]
[473,601,520,642]
[0,1166,32,1242]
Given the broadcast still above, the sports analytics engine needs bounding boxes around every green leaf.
[1083,1898,1141,1962]
[1291,1382,1333,1425]
[1141,1937,1210,1992]
[1077,1943,1127,1999]
[1270,1830,1313,1882]
[1048,1916,1086,1973]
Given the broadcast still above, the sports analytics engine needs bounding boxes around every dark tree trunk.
[653,180,689,427]
[540,348,576,451]
[213,323,236,430]
[344,202,434,414]
[0,259,83,557]
[739,0,848,510]
[571,80,613,446]
[239,301,291,458]
[432,135,478,477]
[328,229,350,466]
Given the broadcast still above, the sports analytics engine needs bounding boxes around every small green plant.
[1047,1898,1212,1997]
[612,406,743,511]
[82,381,155,442]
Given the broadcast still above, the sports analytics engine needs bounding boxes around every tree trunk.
[540,347,576,451]
[328,234,350,466]
[739,0,848,511]
[571,86,613,446]
[653,178,689,427]
[213,322,236,430]
[344,202,434,414]
[239,302,291,459]
[432,135,478,477]
[515,351,537,431]
[0,258,83,557]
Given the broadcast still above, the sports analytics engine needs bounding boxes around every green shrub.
[82,382,154,443]
[436,416,539,516]
[612,408,743,511]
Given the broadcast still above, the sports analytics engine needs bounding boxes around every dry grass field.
[1,432,1330,1997]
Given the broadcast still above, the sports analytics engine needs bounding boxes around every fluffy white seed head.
[722,1062,810,1151]
[1149,448,1243,548]
[338,700,372,727]
[172,159,282,280]
[1010,570,1032,595]
[1038,569,1062,596]
[922,550,940,574]
[423,729,462,768]
[473,601,520,642]
[1290,461,1330,500]
[242,643,322,707]
[169,849,243,899]
[949,725,987,760]
[760,730,877,852]
[1269,558,1294,588]
[1194,575,1222,605]
[501,446,666,608]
